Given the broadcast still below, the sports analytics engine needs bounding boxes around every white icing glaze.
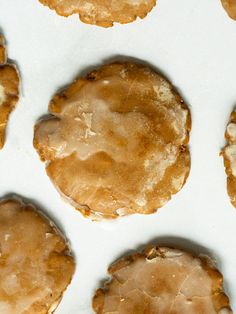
[126,0,144,5]
[94,247,231,314]
[35,63,190,217]
[225,144,236,176]
[154,80,174,102]
[172,175,185,190]
[38,75,188,163]
[0,84,6,106]
[135,197,147,206]
[0,199,74,314]
[227,122,236,142]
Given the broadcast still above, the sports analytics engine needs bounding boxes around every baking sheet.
[0,0,236,312]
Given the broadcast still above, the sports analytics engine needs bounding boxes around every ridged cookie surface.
[0,35,19,149]
[93,246,232,314]
[38,0,156,27]
[221,0,236,20]
[0,198,75,314]
[34,62,191,219]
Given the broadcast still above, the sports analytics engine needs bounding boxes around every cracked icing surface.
[34,62,191,219]
[0,35,20,149]
[222,109,236,207]
[221,0,236,20]
[38,0,156,27]
[0,198,75,314]
[93,247,232,314]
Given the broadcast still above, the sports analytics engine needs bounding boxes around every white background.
[0,0,236,313]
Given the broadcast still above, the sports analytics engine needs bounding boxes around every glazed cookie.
[221,0,236,20]
[93,246,232,314]
[38,0,157,27]
[0,197,75,314]
[34,62,191,219]
[0,35,20,149]
[222,109,236,207]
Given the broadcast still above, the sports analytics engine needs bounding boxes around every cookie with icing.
[38,0,157,27]
[222,109,236,207]
[93,246,232,314]
[0,197,75,314]
[0,35,20,149]
[34,62,191,219]
[221,0,236,20]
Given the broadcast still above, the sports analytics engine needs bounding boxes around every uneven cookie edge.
[38,0,157,28]
[34,62,192,220]
[0,195,76,314]
[0,35,20,150]
[92,245,232,314]
[222,110,236,207]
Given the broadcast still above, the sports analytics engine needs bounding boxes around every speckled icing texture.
[38,0,156,27]
[221,0,236,20]
[93,247,232,314]
[34,62,191,219]
[222,109,236,207]
[0,198,75,314]
[0,35,19,149]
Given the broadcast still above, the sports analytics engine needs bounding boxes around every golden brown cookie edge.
[38,0,157,27]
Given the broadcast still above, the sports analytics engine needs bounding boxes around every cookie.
[222,109,236,207]
[34,62,191,219]
[93,246,232,314]
[221,0,236,20]
[38,0,156,27]
[0,197,75,314]
[0,35,20,149]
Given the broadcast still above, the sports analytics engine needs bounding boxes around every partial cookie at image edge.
[0,196,75,314]
[93,246,232,314]
[222,109,236,207]
[221,0,236,20]
[38,0,157,27]
[0,35,20,150]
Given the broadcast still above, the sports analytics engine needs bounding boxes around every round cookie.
[222,109,236,207]
[221,0,236,20]
[34,62,191,219]
[0,197,75,314]
[93,246,232,314]
[38,0,157,27]
[0,35,20,149]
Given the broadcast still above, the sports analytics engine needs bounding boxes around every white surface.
[0,0,236,313]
